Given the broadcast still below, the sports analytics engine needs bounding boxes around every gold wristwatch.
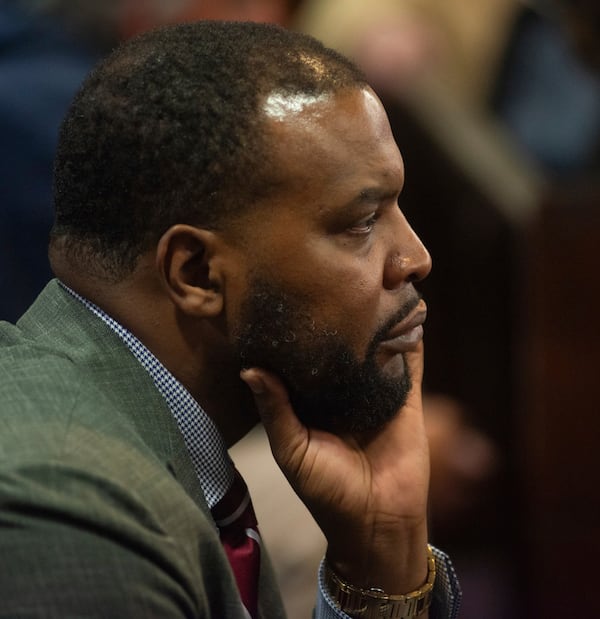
[324,545,436,619]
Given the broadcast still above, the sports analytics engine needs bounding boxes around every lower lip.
[379,324,423,353]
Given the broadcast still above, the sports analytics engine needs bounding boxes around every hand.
[240,343,430,593]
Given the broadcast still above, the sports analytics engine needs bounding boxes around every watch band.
[324,545,436,619]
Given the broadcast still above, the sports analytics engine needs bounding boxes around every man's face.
[227,87,431,434]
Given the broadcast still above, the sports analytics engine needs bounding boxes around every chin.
[287,367,411,436]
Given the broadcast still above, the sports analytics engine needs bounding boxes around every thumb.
[403,341,425,410]
[240,368,308,462]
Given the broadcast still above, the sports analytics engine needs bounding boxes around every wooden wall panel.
[523,189,600,617]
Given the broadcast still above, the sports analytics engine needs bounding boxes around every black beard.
[235,278,419,435]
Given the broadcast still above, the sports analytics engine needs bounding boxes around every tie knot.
[212,468,258,536]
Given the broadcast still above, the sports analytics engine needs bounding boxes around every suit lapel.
[18,280,212,519]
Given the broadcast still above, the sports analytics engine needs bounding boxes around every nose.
[383,211,432,290]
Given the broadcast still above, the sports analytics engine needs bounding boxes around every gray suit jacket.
[0,281,286,618]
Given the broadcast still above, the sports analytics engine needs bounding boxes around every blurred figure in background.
[294,0,521,109]
[294,0,600,178]
[492,0,600,177]
[0,0,303,323]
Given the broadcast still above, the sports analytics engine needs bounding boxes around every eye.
[349,212,378,235]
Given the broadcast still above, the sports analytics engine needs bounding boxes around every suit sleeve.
[0,461,205,618]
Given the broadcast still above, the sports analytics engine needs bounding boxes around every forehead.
[260,87,404,212]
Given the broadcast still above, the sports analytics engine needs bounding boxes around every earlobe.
[156,224,224,317]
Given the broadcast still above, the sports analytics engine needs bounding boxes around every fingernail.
[241,371,265,395]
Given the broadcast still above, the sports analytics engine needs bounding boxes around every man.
[0,22,460,618]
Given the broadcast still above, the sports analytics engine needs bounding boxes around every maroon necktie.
[211,469,261,618]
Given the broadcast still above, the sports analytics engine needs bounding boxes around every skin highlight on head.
[263,92,331,121]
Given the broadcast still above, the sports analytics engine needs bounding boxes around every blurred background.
[2,1,599,617]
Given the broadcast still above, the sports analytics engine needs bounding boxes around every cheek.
[222,261,259,337]
[249,232,388,350]
[310,271,385,352]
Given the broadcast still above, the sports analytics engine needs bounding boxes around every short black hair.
[52,21,366,279]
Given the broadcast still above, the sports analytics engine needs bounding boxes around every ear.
[156,224,225,318]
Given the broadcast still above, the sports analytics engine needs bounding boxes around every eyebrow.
[355,186,400,205]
